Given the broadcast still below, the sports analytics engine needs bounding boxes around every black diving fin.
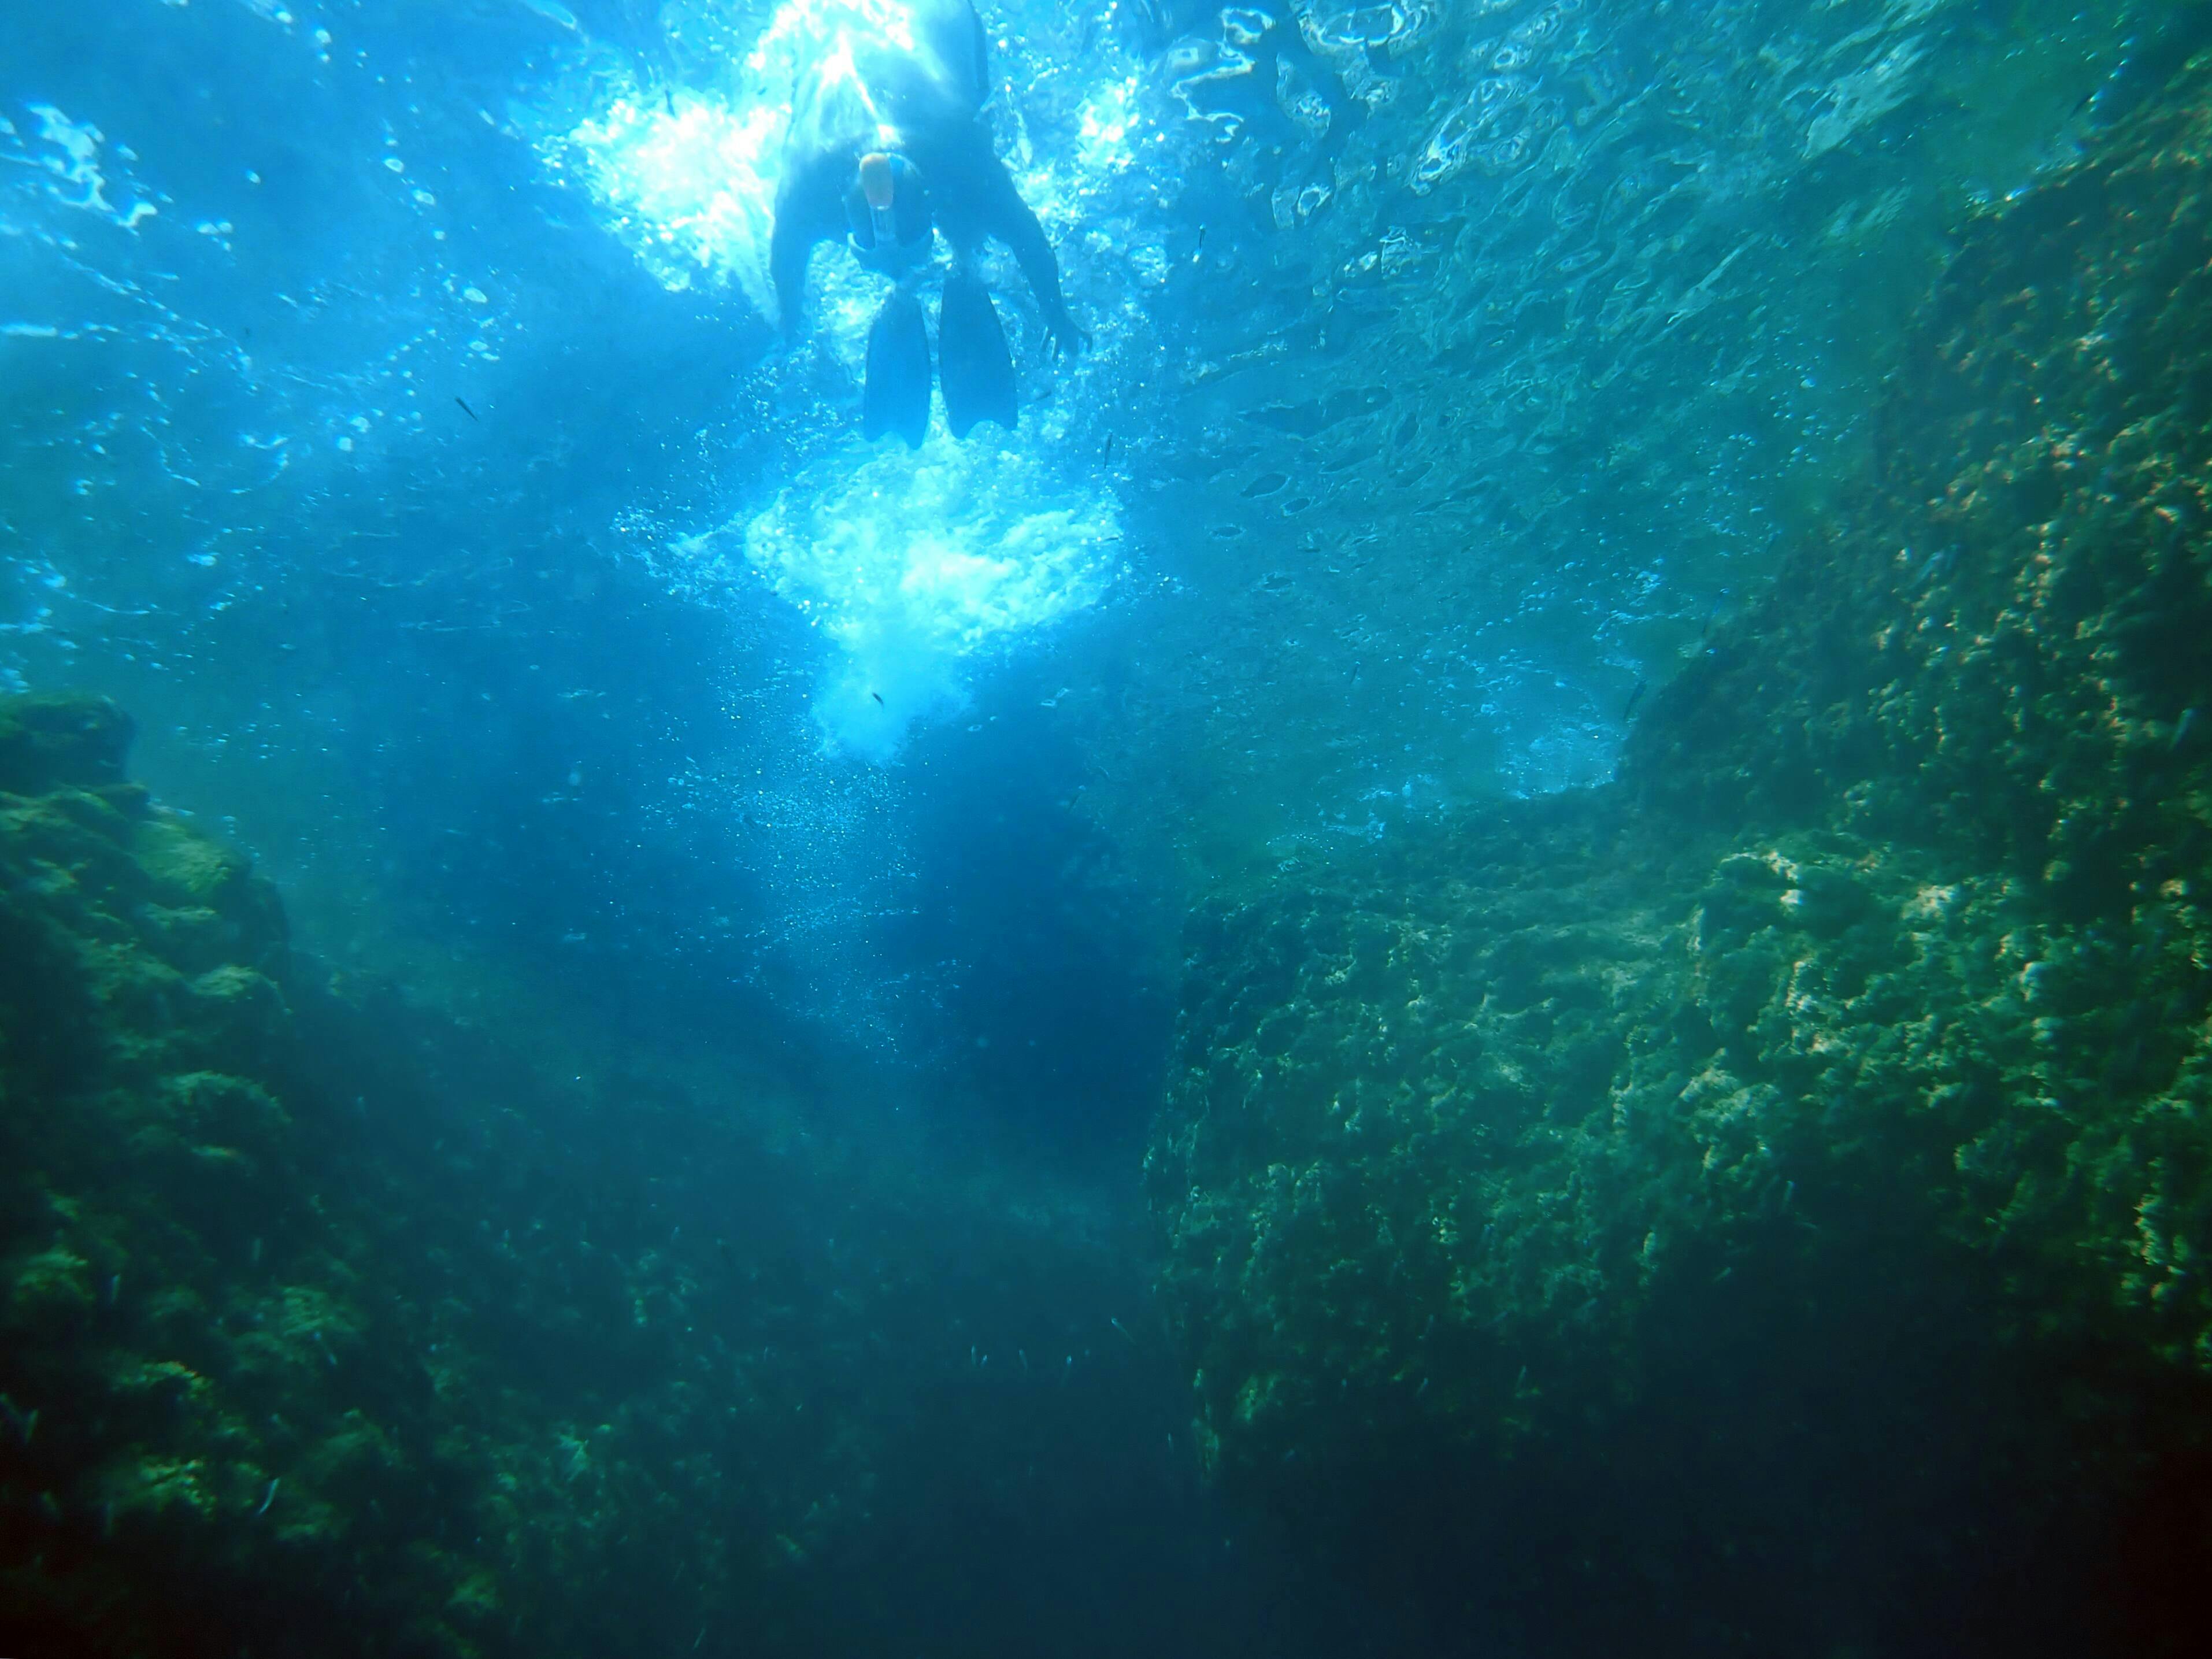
[938,269,1017,439]
[863,288,932,448]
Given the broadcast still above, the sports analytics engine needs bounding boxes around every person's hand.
[1050,314,1091,357]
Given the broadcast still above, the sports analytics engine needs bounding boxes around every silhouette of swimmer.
[769,0,1087,445]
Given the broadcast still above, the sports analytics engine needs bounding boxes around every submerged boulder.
[0,693,1209,1659]
[0,693,437,1652]
[0,691,132,797]
[1151,49,2212,1658]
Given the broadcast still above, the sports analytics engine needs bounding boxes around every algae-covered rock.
[1150,50,2212,1656]
[0,692,132,796]
[2,689,1184,1659]
[3,1242,98,1331]
[0,690,480,1654]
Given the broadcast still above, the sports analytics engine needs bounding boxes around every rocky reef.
[0,694,1204,1657]
[1149,51,2212,1658]
[0,688,712,1655]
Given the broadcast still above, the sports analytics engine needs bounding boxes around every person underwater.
[768,0,1087,446]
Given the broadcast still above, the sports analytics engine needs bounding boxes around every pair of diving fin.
[860,271,1016,448]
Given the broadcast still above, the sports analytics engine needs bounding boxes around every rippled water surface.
[7,5,2169,945]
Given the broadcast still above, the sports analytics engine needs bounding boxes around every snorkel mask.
[845,150,932,271]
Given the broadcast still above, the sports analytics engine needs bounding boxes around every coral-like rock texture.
[0,700,855,1656]
[1150,53,2212,1657]
[0,692,492,1653]
[0,692,1199,1659]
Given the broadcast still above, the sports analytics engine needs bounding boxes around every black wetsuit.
[768,0,1082,351]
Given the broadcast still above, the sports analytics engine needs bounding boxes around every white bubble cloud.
[743,435,1118,762]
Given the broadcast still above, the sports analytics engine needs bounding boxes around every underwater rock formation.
[0,691,1194,1658]
[1150,50,2212,1658]
[0,690,555,1654]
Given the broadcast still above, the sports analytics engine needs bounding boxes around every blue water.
[5,1,2209,1653]
[0,0,2159,1026]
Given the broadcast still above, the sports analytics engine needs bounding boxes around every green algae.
[0,693,132,797]
[1149,48,2212,1654]
[5,1243,98,1327]
[1,688,1188,1657]
[0,689,719,1655]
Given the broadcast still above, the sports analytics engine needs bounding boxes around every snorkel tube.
[843,147,933,276]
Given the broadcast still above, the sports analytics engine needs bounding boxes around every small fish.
[871,691,884,706]
[1907,546,1956,590]
[455,395,479,423]
[665,88,676,118]
[1195,225,1207,253]
[518,0,580,31]
[1622,679,1646,721]
[1102,434,1114,468]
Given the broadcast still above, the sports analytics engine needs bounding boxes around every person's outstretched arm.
[976,158,1087,353]
[769,158,846,338]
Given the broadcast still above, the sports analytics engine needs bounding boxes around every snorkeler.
[768,0,1087,446]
